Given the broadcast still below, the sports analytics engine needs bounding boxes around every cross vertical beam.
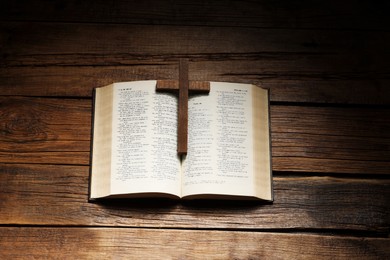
[156,59,210,155]
[177,59,189,155]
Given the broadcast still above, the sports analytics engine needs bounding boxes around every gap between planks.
[0,224,387,238]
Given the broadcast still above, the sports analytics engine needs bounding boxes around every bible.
[89,80,272,201]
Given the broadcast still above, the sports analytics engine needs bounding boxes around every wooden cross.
[156,59,210,155]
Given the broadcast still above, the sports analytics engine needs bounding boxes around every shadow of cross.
[156,59,210,156]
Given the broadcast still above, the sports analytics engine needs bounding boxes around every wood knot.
[0,100,49,143]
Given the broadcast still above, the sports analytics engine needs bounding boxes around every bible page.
[90,84,114,199]
[182,82,257,198]
[110,81,181,197]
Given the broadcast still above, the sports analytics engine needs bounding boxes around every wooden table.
[1,1,389,258]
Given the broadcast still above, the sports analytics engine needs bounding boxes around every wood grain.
[272,106,390,174]
[0,163,388,232]
[0,64,390,105]
[1,20,389,104]
[1,0,389,30]
[0,227,388,259]
[178,59,189,154]
[2,22,388,64]
[2,65,389,104]
[0,97,91,165]
[1,97,388,173]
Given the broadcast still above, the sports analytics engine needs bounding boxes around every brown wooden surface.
[0,0,389,258]
[1,228,389,259]
[177,59,189,154]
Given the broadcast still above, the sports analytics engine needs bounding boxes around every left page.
[92,81,182,199]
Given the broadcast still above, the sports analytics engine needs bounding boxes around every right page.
[182,82,272,200]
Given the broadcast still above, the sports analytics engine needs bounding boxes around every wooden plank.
[0,227,388,259]
[272,106,390,174]
[1,64,389,104]
[0,97,91,151]
[2,22,389,63]
[1,97,389,174]
[0,163,388,231]
[0,66,176,97]
[1,0,389,30]
[0,96,90,165]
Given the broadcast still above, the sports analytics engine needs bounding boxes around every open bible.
[89,80,272,201]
